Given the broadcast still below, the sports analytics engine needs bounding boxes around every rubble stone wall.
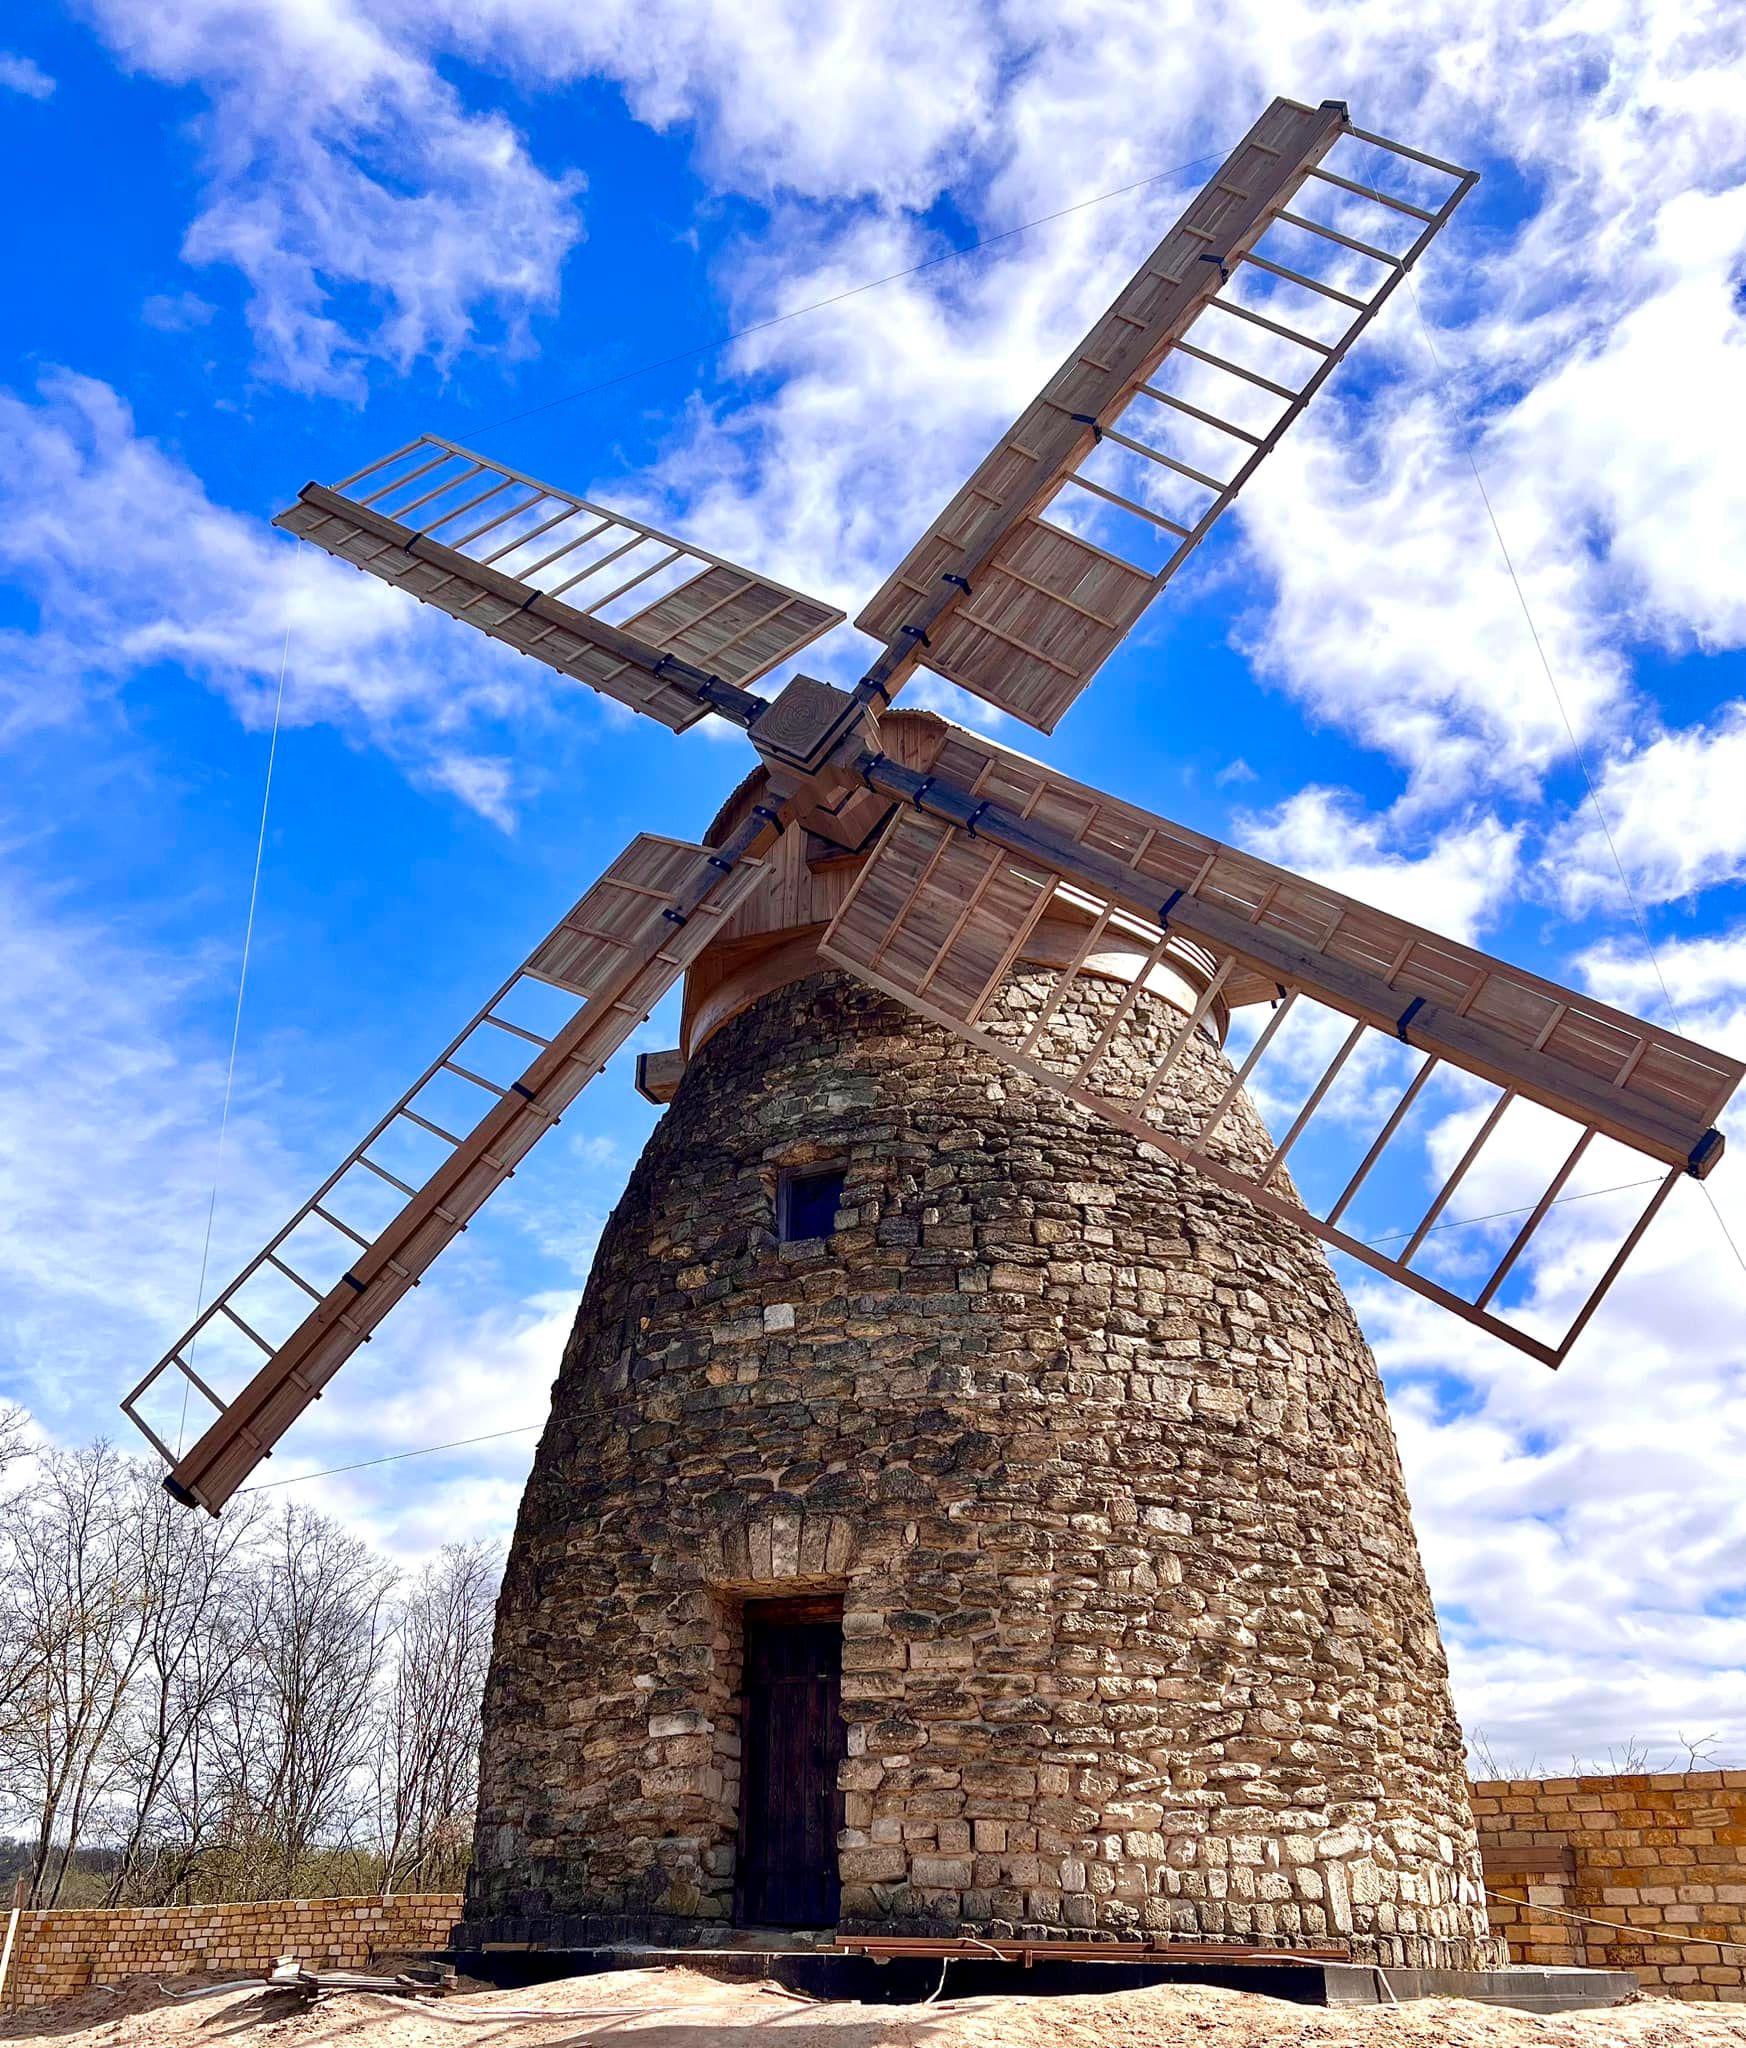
[467,968,1498,1965]
[2,1894,458,2008]
[1475,1771,1746,2000]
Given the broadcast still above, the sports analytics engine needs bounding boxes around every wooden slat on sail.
[858,102,1477,730]
[828,729,1741,1366]
[276,437,842,731]
[123,836,764,1512]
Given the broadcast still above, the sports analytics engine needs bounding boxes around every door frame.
[732,1592,846,1928]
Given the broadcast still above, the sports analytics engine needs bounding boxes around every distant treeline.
[0,1414,500,1910]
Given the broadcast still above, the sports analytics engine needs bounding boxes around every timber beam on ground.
[831,1934,1351,1965]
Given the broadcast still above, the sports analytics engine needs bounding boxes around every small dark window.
[779,1165,846,1243]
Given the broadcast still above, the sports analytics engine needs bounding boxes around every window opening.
[779,1165,845,1243]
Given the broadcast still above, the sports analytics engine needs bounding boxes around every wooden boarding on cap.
[857,100,1476,731]
[124,836,764,1512]
[829,730,1740,1365]
[277,437,842,732]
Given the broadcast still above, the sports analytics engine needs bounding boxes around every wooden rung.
[1212,181,1251,200]
[1136,958,1234,1112]
[449,488,543,551]
[443,1057,511,1095]
[174,1354,229,1415]
[357,1155,418,1197]
[218,1300,276,1355]
[1399,1090,1515,1267]
[400,1106,464,1146]
[1239,250,1370,311]
[1136,384,1265,447]
[481,1015,552,1049]
[332,438,424,494]
[957,605,1086,677]
[990,560,1123,631]
[1063,471,1192,537]
[1198,990,1296,1144]
[422,476,513,536]
[1305,164,1437,223]
[311,1203,371,1248]
[480,504,575,565]
[395,460,487,525]
[1475,1128,1593,1311]
[1209,297,1336,354]
[1325,1058,1439,1227]
[266,1252,324,1301]
[1344,123,1470,179]
[1099,423,1228,494]
[1551,1168,1681,1363]
[1257,1020,1366,1187]
[1169,339,1299,400]
[359,449,447,507]
[1275,208,1403,266]
[519,520,624,584]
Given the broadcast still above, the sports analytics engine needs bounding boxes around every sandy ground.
[5,1965,1746,2048]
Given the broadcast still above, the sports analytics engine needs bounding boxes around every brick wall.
[1473,1772,1746,2001]
[2,1893,460,2009]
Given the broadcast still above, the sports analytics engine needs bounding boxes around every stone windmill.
[126,100,1739,1965]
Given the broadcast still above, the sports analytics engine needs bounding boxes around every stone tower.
[462,713,1499,1967]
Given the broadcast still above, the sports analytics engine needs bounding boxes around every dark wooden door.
[736,1600,844,1927]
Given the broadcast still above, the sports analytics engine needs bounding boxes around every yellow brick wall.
[3,1893,461,2009]
[1472,1771,1746,2002]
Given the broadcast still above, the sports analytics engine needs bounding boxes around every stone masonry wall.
[1474,1770,1746,2000]
[2,1894,458,2008]
[467,968,1498,1964]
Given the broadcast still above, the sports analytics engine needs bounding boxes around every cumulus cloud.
[1237,785,1523,944]
[141,289,217,332]
[0,369,570,816]
[1547,704,1746,912]
[84,0,583,393]
[0,52,54,98]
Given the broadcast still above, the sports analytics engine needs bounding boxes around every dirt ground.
[5,1966,1746,2048]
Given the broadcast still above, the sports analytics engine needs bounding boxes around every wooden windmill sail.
[123,99,1743,1514]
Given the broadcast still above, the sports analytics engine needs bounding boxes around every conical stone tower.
[463,714,1499,1967]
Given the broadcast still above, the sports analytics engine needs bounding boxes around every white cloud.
[0,52,55,98]
[0,863,303,1437]
[1364,1161,1746,1764]
[85,0,583,394]
[1547,703,1746,912]
[1579,921,1746,1042]
[429,0,998,208]
[1237,785,1522,944]
[142,289,217,332]
[0,369,565,816]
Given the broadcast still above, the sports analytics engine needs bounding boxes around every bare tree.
[0,1434,503,1906]
[0,1443,156,1904]
[210,1502,395,1898]
[100,1488,262,1905]
[371,1543,499,1895]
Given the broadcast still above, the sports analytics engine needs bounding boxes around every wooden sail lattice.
[123,838,764,1513]
[276,437,843,731]
[828,732,1740,1365]
[858,101,1477,731]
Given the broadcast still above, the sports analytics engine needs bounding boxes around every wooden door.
[736,1597,844,1927]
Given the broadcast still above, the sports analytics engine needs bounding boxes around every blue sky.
[2,1,1745,1769]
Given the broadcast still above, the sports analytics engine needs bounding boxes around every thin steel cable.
[1484,1888,1746,1959]
[466,149,1230,440]
[1362,1175,1660,1248]
[238,1422,542,1491]
[178,629,291,1454]
[1395,270,1746,1283]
